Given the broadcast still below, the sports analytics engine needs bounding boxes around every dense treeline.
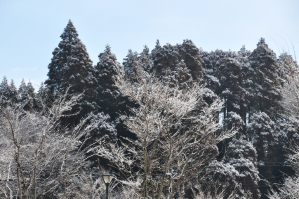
[1,20,298,198]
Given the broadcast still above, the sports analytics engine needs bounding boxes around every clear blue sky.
[1,0,298,90]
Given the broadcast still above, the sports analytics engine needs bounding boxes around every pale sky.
[1,0,298,90]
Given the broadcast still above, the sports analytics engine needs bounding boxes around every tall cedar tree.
[151,40,203,85]
[95,45,123,119]
[123,46,153,80]
[36,82,52,111]
[45,20,98,125]
[201,160,243,198]
[96,45,135,140]
[201,49,241,110]
[18,79,35,111]
[217,56,243,125]
[161,60,193,90]
[237,46,253,124]
[226,138,261,198]
[18,79,27,104]
[178,39,203,80]
[247,111,277,198]
[248,39,283,198]
[201,50,222,93]
[0,77,9,106]
[151,41,180,77]
[139,45,153,72]
[0,77,19,106]
[201,50,245,158]
[123,49,140,82]
[9,80,18,104]
[249,38,282,117]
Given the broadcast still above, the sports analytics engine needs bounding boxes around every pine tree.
[273,118,297,188]
[200,50,222,106]
[223,112,245,133]
[202,50,246,137]
[45,20,98,125]
[85,111,118,168]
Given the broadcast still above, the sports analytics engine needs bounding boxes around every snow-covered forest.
[1,20,299,199]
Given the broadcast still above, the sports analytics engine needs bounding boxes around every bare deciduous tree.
[0,90,97,199]
[93,68,235,198]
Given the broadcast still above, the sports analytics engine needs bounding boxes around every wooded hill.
[1,20,298,199]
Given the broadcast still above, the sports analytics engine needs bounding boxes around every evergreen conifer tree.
[36,82,52,111]
[95,45,123,119]
[237,45,253,124]
[151,41,180,77]
[139,45,153,72]
[18,79,27,103]
[45,20,98,125]
[150,40,203,82]
[277,52,298,84]
[178,39,203,80]
[247,112,276,163]
[27,81,37,109]
[249,38,282,117]
[201,160,242,198]
[26,81,35,99]
[0,77,9,106]
[247,112,277,197]
[161,60,193,90]
[123,49,140,82]
[226,138,261,198]
[201,49,228,97]
[8,80,18,104]
[96,45,135,140]
[18,79,33,111]
[217,57,243,121]
[150,40,164,75]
